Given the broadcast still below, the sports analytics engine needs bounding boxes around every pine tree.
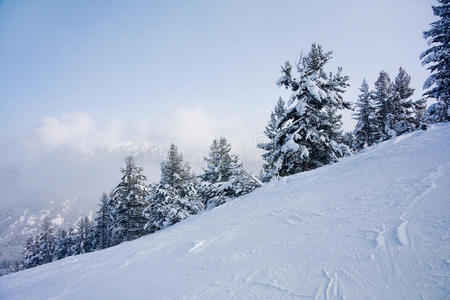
[54,228,71,260]
[22,236,38,269]
[110,156,149,244]
[413,97,428,128]
[425,99,449,123]
[272,44,351,176]
[72,216,95,255]
[341,132,355,149]
[144,145,203,233]
[68,227,78,256]
[353,79,378,150]
[200,137,260,208]
[34,217,56,265]
[160,144,197,198]
[373,71,395,140]
[202,138,242,183]
[389,67,418,134]
[94,193,112,250]
[420,0,450,122]
[258,98,286,181]
[143,183,202,233]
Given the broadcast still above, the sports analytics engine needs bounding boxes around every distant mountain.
[0,198,87,276]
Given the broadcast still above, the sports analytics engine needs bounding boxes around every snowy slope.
[1,124,450,300]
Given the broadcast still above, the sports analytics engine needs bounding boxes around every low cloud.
[27,112,125,154]
[1,106,264,215]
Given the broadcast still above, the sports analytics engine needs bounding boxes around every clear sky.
[0,0,437,210]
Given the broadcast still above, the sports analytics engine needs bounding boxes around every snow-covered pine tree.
[413,97,428,128]
[353,79,378,151]
[67,227,78,256]
[201,138,241,184]
[110,156,149,244]
[341,132,355,149]
[22,236,38,269]
[143,145,202,233]
[54,228,71,260]
[272,44,351,176]
[373,70,395,140]
[258,98,287,181]
[420,0,450,123]
[160,144,197,198]
[72,216,95,255]
[34,216,56,266]
[229,171,262,198]
[424,100,449,123]
[143,183,202,233]
[389,67,418,134]
[94,193,112,250]
[200,137,261,208]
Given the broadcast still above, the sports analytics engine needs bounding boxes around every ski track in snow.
[47,274,87,300]
[1,124,449,299]
[314,270,344,300]
[396,164,446,247]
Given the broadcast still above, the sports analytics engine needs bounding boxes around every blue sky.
[0,0,434,133]
[0,0,437,210]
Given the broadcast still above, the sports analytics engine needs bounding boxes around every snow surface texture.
[1,124,450,300]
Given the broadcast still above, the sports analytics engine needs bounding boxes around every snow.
[281,137,299,153]
[303,77,322,102]
[1,124,450,299]
[26,216,36,226]
[295,100,306,115]
[51,215,64,226]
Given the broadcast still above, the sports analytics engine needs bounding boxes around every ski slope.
[1,124,449,300]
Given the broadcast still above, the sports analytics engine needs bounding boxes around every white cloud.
[27,112,124,154]
[25,107,264,165]
[0,107,265,216]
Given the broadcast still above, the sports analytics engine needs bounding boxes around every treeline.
[257,52,428,182]
[257,0,449,182]
[16,138,260,271]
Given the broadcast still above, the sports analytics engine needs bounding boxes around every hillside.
[1,124,449,300]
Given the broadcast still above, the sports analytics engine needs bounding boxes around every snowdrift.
[1,124,449,299]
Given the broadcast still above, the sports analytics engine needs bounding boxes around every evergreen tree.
[110,156,149,244]
[258,98,287,181]
[413,97,428,128]
[54,228,72,260]
[425,100,449,123]
[390,67,418,134]
[144,145,203,233]
[341,132,355,150]
[200,137,260,208]
[353,79,378,150]
[272,44,351,176]
[33,217,55,266]
[420,0,450,122]
[143,183,202,233]
[94,193,112,250]
[373,71,395,140]
[72,216,95,255]
[202,138,242,183]
[22,236,38,269]
[68,227,78,256]
[160,144,197,198]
